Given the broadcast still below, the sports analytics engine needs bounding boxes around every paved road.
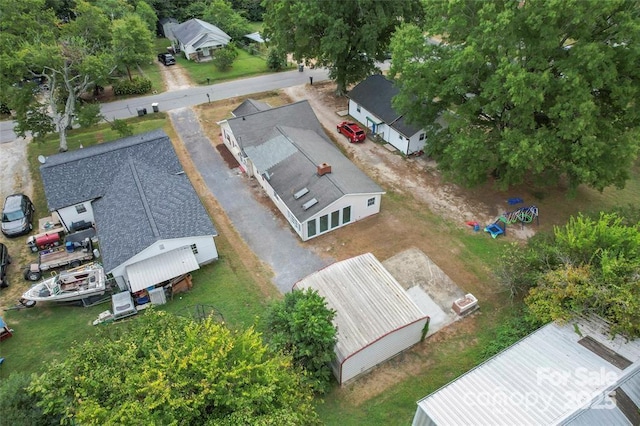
[0,68,331,144]
[170,107,331,293]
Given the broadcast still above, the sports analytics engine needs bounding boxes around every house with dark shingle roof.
[172,18,231,61]
[39,129,218,294]
[347,74,427,156]
[218,100,384,241]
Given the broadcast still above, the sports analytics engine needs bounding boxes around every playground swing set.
[467,202,539,239]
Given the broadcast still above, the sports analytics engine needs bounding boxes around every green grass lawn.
[178,48,271,85]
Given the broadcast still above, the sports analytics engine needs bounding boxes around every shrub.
[112,77,152,96]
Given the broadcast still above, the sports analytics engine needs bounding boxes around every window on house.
[320,215,329,232]
[367,197,375,207]
[75,204,87,214]
[419,133,425,141]
[398,135,404,141]
[308,220,317,237]
[191,244,199,254]
[343,206,351,224]
[356,104,361,113]
[331,211,340,228]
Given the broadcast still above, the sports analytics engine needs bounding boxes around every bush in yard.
[112,77,152,95]
[265,288,337,394]
[213,44,239,71]
[110,118,133,137]
[266,47,287,71]
[0,373,59,425]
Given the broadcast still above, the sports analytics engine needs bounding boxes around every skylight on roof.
[294,187,309,199]
[302,198,318,210]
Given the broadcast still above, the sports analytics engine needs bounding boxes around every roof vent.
[302,198,318,210]
[317,163,331,176]
[294,187,309,199]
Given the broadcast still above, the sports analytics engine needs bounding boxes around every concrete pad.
[383,248,467,334]
[383,143,397,152]
[336,109,349,117]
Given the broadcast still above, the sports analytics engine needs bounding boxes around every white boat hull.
[22,263,106,303]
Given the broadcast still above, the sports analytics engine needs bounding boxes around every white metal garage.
[293,253,429,385]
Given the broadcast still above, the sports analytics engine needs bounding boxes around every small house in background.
[172,18,231,61]
[39,130,218,295]
[412,316,640,425]
[157,17,179,40]
[347,74,427,156]
[294,253,430,385]
[218,100,384,241]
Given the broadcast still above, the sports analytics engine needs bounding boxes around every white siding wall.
[56,202,95,231]
[340,318,427,384]
[412,409,437,426]
[219,121,253,176]
[348,100,426,155]
[109,236,218,283]
[303,193,382,241]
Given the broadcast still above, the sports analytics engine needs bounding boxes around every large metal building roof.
[414,316,640,425]
[294,253,428,363]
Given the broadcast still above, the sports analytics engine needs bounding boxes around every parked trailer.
[24,238,94,281]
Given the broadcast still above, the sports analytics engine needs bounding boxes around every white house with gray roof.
[39,130,218,295]
[412,315,640,426]
[294,253,430,385]
[172,18,231,61]
[218,100,384,241]
[348,74,427,156]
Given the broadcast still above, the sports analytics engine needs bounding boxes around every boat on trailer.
[22,263,106,304]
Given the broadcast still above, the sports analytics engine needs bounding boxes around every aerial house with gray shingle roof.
[348,74,427,156]
[172,18,231,61]
[218,100,384,241]
[39,130,218,295]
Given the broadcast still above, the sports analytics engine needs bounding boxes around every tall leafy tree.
[498,212,640,338]
[265,288,337,394]
[390,0,640,191]
[135,0,159,33]
[29,310,321,425]
[263,0,422,94]
[203,0,251,40]
[112,13,154,81]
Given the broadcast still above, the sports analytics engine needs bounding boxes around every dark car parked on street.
[1,193,35,237]
[0,243,10,288]
[158,52,176,66]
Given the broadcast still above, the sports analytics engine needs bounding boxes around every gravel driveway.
[169,107,331,293]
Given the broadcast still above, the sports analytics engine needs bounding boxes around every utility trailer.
[24,234,95,281]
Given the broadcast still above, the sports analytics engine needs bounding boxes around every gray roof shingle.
[40,130,216,272]
[231,99,271,117]
[227,101,383,222]
[172,18,231,49]
[347,74,421,137]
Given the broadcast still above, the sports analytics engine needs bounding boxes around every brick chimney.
[317,163,332,176]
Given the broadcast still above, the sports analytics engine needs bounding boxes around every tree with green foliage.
[213,43,239,71]
[0,373,60,425]
[29,310,320,425]
[1,0,114,151]
[390,0,640,191]
[61,0,112,50]
[499,212,640,338]
[265,288,337,394]
[203,0,251,40]
[134,0,158,33]
[267,46,287,71]
[263,0,422,94]
[112,14,154,81]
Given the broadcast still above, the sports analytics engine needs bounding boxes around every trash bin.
[298,63,304,72]
[151,103,159,113]
[136,108,144,117]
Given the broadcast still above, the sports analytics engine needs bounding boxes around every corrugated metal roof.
[415,317,640,425]
[126,245,199,293]
[294,253,427,363]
